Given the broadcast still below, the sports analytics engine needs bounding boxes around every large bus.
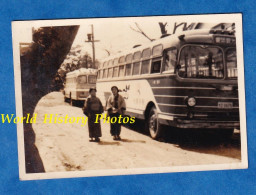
[64,68,97,106]
[96,29,239,139]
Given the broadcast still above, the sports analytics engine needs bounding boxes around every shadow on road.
[98,141,121,146]
[121,138,146,143]
[124,118,241,160]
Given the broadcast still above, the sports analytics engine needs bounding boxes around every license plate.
[218,102,233,109]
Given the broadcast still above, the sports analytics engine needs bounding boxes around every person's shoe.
[89,138,94,142]
[95,137,100,142]
[113,136,117,140]
[117,135,121,140]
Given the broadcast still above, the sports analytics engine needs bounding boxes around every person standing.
[106,86,126,140]
[83,88,104,142]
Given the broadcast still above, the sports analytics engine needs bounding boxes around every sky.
[70,18,177,61]
[15,15,226,62]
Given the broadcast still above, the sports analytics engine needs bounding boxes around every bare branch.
[104,49,111,56]
[130,23,154,42]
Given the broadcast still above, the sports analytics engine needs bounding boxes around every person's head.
[89,88,97,97]
[111,86,118,96]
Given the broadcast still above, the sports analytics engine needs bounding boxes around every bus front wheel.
[147,107,163,139]
[64,95,68,102]
[70,94,76,106]
[218,128,234,141]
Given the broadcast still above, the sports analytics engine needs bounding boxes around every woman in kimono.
[83,88,104,142]
[106,86,126,140]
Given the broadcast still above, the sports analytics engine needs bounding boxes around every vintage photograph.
[11,14,247,180]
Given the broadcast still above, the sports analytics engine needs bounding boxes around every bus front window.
[178,45,224,79]
[77,75,87,84]
[226,48,237,79]
[88,75,97,84]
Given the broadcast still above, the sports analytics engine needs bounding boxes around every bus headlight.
[185,96,196,107]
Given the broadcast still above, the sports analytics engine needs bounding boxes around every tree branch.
[130,23,154,42]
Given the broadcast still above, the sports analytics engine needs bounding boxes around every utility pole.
[85,25,99,69]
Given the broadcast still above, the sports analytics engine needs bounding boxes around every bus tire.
[220,129,234,141]
[147,106,163,139]
[70,93,75,106]
[64,96,68,102]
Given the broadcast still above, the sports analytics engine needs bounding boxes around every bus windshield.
[178,45,224,79]
[77,75,87,84]
[88,75,97,84]
[226,48,237,79]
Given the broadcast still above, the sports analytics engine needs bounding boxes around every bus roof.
[66,68,97,78]
[101,29,235,64]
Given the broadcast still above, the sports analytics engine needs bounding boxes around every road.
[32,92,241,172]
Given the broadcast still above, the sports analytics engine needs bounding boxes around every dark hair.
[111,86,118,91]
[89,88,97,93]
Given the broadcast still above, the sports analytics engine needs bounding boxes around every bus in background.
[96,29,239,140]
[64,68,97,106]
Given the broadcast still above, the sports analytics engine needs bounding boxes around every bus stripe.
[151,86,216,90]
[154,94,238,100]
[158,103,239,109]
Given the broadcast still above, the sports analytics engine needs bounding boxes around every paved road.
[32,92,241,172]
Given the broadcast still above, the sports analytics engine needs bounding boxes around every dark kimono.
[106,94,126,136]
[83,96,104,138]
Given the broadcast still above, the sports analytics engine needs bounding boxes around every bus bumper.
[175,119,240,129]
[159,117,240,129]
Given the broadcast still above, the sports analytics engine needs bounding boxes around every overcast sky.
[71,19,178,61]
[16,15,226,61]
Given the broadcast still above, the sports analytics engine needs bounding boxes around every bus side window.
[151,45,163,74]
[108,68,113,78]
[125,54,132,76]
[163,48,177,72]
[132,62,140,75]
[97,70,101,79]
[125,64,132,76]
[151,57,162,74]
[119,65,125,77]
[103,69,108,78]
[141,60,150,74]
[113,66,119,77]
[101,69,104,79]
[141,48,151,74]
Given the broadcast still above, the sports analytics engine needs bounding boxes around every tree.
[130,22,155,42]
[20,25,79,173]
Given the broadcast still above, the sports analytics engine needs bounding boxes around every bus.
[64,68,97,106]
[96,29,239,139]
